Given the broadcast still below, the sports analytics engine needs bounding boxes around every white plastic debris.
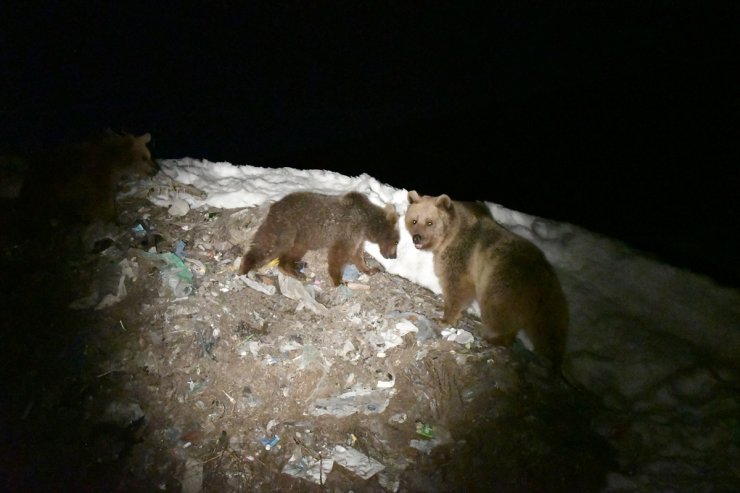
[333,445,385,480]
[376,376,395,388]
[346,282,370,290]
[338,340,356,358]
[278,272,328,315]
[102,401,144,426]
[180,457,203,493]
[370,320,418,357]
[238,274,276,295]
[184,257,206,276]
[441,327,475,344]
[310,388,394,417]
[168,198,190,216]
[282,447,334,485]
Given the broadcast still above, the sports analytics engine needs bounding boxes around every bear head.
[405,190,453,252]
[106,131,159,178]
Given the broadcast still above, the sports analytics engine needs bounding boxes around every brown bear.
[405,190,569,370]
[239,191,400,286]
[20,130,159,225]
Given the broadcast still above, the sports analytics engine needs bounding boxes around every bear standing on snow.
[405,190,569,370]
[239,191,400,287]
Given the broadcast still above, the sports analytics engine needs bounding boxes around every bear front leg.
[351,244,381,276]
[439,277,476,328]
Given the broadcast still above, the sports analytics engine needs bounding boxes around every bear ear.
[408,190,420,204]
[436,194,452,210]
[138,133,152,144]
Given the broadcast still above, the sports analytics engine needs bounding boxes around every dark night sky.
[2,2,739,286]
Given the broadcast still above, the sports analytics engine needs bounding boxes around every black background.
[2,1,739,287]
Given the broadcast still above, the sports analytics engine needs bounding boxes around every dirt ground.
[0,179,615,492]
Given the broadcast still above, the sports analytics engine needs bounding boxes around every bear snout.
[381,245,397,259]
[147,159,161,176]
[412,234,423,247]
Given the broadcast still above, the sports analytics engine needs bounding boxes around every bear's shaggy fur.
[405,190,569,370]
[20,131,159,224]
[239,191,400,286]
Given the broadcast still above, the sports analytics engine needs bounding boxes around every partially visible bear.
[20,130,159,225]
[405,190,569,371]
[239,191,400,286]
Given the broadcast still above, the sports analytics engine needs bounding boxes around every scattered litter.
[68,292,102,310]
[174,239,187,259]
[377,374,395,388]
[168,197,190,216]
[69,258,139,310]
[184,257,206,276]
[346,433,357,446]
[282,446,334,485]
[181,457,203,493]
[378,470,401,493]
[278,272,328,315]
[386,311,437,341]
[102,401,145,427]
[333,445,385,480]
[280,339,303,353]
[131,218,162,248]
[346,282,370,291]
[95,258,138,309]
[238,274,276,295]
[259,435,280,450]
[333,284,353,304]
[416,422,434,438]
[195,325,218,359]
[132,222,146,236]
[341,264,361,281]
[409,439,435,455]
[370,320,418,357]
[337,340,356,359]
[410,424,453,455]
[441,327,475,345]
[310,388,394,417]
[134,250,194,297]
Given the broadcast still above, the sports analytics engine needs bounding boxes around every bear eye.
[426,221,433,227]
[412,219,417,225]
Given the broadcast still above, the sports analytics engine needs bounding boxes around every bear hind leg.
[478,299,519,348]
[525,319,567,372]
[327,242,353,286]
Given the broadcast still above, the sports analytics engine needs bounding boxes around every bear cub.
[239,191,400,287]
[405,190,569,370]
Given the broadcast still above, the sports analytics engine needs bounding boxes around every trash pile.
[0,173,618,492]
